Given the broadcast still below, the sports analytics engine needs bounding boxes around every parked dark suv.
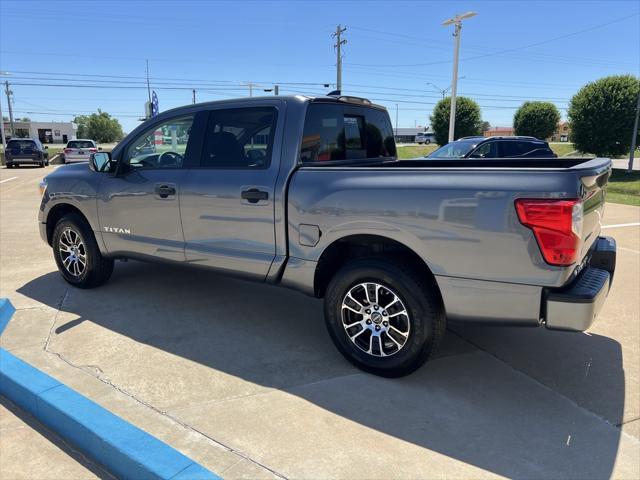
[5,138,49,168]
[427,136,556,159]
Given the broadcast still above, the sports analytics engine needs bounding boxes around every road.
[1,165,639,479]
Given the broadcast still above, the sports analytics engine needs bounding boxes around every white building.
[2,120,77,144]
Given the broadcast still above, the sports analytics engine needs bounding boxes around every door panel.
[97,170,186,261]
[180,105,281,280]
[181,171,277,279]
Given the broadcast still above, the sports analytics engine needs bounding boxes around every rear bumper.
[543,236,616,331]
[6,157,40,164]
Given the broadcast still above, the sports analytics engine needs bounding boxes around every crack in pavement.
[40,287,288,479]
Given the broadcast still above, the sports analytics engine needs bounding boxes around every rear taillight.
[64,148,72,153]
[89,148,97,152]
[515,198,583,266]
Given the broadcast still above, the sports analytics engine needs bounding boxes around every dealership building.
[2,120,77,144]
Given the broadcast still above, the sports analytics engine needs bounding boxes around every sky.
[0,0,638,134]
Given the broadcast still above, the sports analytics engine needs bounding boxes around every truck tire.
[324,257,446,377]
[52,213,114,288]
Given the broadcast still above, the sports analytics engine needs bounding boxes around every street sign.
[151,91,159,117]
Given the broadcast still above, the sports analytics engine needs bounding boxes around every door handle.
[241,188,269,203]
[155,184,176,199]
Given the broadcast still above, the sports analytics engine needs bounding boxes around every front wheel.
[324,258,446,377]
[52,213,114,288]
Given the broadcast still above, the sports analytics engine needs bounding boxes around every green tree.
[480,120,491,133]
[430,97,483,145]
[513,101,560,140]
[568,75,640,157]
[73,110,123,143]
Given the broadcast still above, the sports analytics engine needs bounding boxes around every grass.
[607,169,640,206]
[396,144,438,159]
[549,143,580,157]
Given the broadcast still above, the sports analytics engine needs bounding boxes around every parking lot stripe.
[0,298,221,480]
[0,176,18,184]
[602,222,640,229]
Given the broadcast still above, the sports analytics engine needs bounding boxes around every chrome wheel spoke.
[342,304,362,315]
[389,325,409,339]
[344,319,364,329]
[350,327,367,341]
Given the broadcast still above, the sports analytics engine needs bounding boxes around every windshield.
[428,140,478,158]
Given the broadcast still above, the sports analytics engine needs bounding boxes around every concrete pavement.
[0,397,112,479]
[1,165,639,479]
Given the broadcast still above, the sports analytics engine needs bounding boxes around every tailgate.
[575,159,611,261]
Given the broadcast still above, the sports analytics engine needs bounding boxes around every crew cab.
[38,95,616,377]
[428,136,557,159]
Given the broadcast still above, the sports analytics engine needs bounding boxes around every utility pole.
[628,90,640,172]
[442,12,476,143]
[395,103,399,139]
[0,86,6,149]
[245,82,255,97]
[332,25,347,93]
[274,85,279,96]
[145,59,151,105]
[4,81,15,137]
[192,89,196,104]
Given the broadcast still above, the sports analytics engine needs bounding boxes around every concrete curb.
[0,298,16,335]
[0,299,221,480]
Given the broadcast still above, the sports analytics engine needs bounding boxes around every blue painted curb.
[0,299,221,480]
[0,298,16,336]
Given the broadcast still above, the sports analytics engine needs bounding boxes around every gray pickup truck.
[38,95,616,377]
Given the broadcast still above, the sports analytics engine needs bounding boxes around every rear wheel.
[52,213,114,288]
[324,258,446,377]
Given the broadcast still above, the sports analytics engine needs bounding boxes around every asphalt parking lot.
[1,165,639,479]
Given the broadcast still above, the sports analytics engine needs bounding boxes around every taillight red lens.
[64,148,71,153]
[89,148,97,152]
[515,198,583,266]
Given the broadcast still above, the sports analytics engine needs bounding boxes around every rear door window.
[498,141,520,157]
[300,103,396,163]
[200,107,277,169]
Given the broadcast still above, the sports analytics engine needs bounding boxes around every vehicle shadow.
[17,261,626,479]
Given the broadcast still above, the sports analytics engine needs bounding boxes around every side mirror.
[89,152,112,172]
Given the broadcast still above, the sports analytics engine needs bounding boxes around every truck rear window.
[301,103,396,163]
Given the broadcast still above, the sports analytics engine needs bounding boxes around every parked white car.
[63,139,98,163]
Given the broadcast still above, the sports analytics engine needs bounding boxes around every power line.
[348,13,639,68]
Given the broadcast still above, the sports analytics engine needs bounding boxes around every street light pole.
[628,89,640,172]
[442,12,476,143]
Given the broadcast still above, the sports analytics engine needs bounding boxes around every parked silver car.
[415,132,435,144]
[63,139,98,163]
